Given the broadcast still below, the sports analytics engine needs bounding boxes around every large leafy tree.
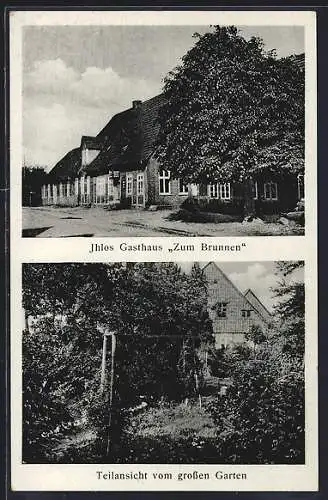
[112,262,213,404]
[22,263,124,462]
[271,261,305,362]
[157,26,304,214]
[22,263,213,461]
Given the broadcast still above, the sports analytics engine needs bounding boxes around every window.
[62,183,67,197]
[179,179,188,195]
[126,174,133,196]
[84,177,88,195]
[264,182,278,200]
[159,170,171,195]
[208,183,231,200]
[208,184,219,199]
[96,177,106,203]
[216,302,228,318]
[298,174,304,200]
[137,173,144,195]
[241,310,252,318]
[108,178,114,197]
[67,183,70,197]
[219,183,231,200]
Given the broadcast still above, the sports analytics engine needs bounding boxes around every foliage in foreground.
[209,261,305,464]
[22,262,212,462]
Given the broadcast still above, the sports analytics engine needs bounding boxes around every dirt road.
[22,206,304,237]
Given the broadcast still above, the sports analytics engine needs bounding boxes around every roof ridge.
[141,93,165,105]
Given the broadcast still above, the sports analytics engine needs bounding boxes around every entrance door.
[136,173,145,208]
[120,174,126,202]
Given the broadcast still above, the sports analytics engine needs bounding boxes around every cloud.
[23,59,160,168]
[24,58,79,94]
[70,66,155,108]
[228,264,278,311]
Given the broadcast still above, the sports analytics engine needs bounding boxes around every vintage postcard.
[9,9,317,493]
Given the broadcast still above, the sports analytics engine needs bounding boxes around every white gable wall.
[203,262,270,348]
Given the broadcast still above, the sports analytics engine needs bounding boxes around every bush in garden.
[209,261,305,464]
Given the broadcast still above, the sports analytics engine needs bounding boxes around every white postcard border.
[10,9,318,492]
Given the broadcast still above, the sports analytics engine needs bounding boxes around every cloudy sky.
[180,261,304,312]
[23,25,304,170]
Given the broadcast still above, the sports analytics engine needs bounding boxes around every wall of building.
[41,167,301,213]
[78,174,121,205]
[198,178,300,215]
[254,176,299,215]
[203,263,269,349]
[42,182,78,207]
[146,157,189,207]
[214,332,246,349]
[145,160,298,215]
[244,290,272,324]
[197,183,244,215]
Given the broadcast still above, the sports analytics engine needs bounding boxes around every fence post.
[106,332,117,456]
[100,333,108,393]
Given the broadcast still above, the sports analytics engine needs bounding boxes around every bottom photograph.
[22,261,305,465]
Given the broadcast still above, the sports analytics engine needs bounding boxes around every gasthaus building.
[42,58,304,216]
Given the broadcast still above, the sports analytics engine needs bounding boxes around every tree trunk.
[243,178,256,220]
[185,184,199,211]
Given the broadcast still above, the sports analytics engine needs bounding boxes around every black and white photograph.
[21,23,306,238]
[22,261,305,465]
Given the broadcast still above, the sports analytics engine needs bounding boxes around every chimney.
[132,100,142,109]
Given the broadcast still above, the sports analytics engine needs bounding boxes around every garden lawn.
[117,399,219,464]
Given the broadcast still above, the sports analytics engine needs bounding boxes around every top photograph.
[22,23,306,237]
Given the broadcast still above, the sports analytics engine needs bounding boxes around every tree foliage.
[157,26,304,185]
[115,262,213,404]
[271,261,305,361]
[22,165,47,206]
[210,355,304,464]
[22,263,213,461]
